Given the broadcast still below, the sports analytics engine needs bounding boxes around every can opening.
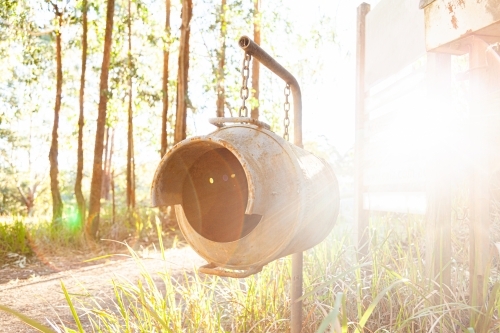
[181,147,261,242]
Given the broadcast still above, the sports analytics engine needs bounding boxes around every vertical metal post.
[291,253,303,332]
[468,36,493,309]
[424,52,452,300]
[238,35,303,333]
[354,3,370,256]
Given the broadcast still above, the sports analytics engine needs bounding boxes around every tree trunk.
[101,125,110,200]
[111,169,115,225]
[126,0,135,209]
[161,0,171,157]
[251,0,260,120]
[101,126,115,200]
[174,0,193,144]
[87,0,116,240]
[75,0,88,227]
[215,0,226,117]
[49,11,64,225]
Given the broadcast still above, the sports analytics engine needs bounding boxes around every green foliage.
[0,220,33,261]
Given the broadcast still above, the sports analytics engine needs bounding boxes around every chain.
[283,83,291,141]
[239,52,251,117]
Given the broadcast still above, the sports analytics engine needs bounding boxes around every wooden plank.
[364,183,425,193]
[363,165,425,188]
[363,192,427,214]
[366,66,426,118]
[365,103,423,138]
[363,127,427,165]
[365,0,426,87]
[355,3,371,256]
[424,0,500,52]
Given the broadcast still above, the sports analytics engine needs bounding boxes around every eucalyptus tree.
[215,0,227,117]
[174,0,193,144]
[46,0,72,225]
[87,0,116,240]
[75,0,88,227]
[126,0,135,210]
[160,0,171,157]
[251,0,260,119]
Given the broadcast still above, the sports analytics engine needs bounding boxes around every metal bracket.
[419,0,436,9]
[199,263,263,279]
[209,117,271,130]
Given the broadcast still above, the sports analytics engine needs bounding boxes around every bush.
[0,220,32,263]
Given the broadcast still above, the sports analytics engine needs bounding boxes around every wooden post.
[425,52,452,297]
[355,3,370,256]
[468,36,493,309]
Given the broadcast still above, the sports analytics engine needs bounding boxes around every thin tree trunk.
[251,0,260,120]
[111,169,115,225]
[101,125,110,200]
[215,0,226,117]
[49,10,64,225]
[126,0,135,209]
[174,0,193,144]
[161,0,171,157]
[75,0,88,227]
[108,128,115,190]
[87,0,116,240]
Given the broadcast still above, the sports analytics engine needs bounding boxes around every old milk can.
[151,121,340,277]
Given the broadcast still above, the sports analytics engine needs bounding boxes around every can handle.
[209,117,271,131]
[199,263,262,278]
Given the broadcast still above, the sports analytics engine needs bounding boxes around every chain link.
[239,53,252,117]
[283,83,291,141]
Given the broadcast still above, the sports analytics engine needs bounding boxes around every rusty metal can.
[151,124,340,277]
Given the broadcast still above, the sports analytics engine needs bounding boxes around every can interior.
[176,145,261,242]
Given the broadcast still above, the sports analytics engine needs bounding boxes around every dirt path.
[0,247,204,332]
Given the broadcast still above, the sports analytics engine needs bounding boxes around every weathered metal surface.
[198,263,262,278]
[365,0,426,87]
[208,117,271,130]
[151,124,339,271]
[238,36,303,147]
[424,0,500,52]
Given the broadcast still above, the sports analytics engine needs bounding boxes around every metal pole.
[238,35,303,333]
[291,252,303,332]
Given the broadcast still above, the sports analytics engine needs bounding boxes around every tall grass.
[1,213,499,332]
[55,215,500,333]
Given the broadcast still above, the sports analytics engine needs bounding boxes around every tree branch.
[28,28,55,36]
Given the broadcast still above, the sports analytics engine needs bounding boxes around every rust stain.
[447,2,454,13]
[451,14,458,29]
[457,0,465,7]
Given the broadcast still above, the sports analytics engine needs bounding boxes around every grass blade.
[316,292,343,333]
[354,279,408,333]
[60,280,85,333]
[0,304,55,333]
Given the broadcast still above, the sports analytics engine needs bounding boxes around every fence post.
[355,3,371,256]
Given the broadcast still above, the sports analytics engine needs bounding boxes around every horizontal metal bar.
[238,36,303,147]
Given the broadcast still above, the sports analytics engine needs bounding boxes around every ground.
[0,245,204,332]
